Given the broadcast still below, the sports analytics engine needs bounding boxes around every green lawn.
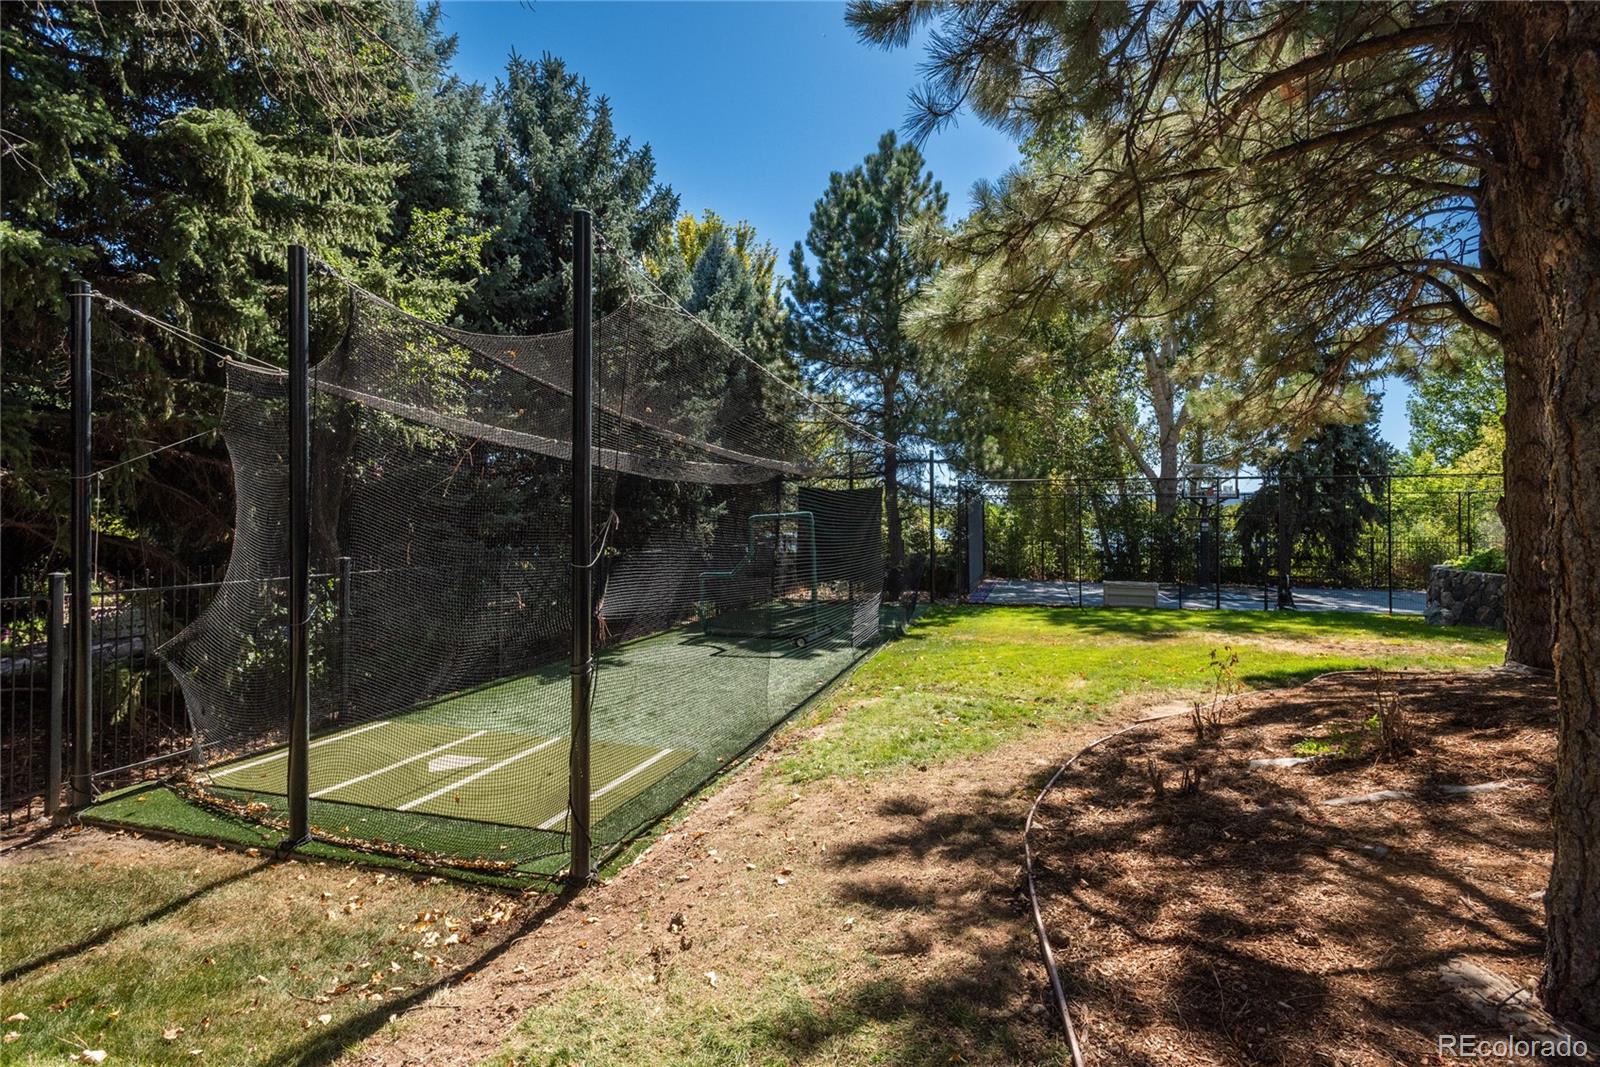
[2,606,1505,1066]
[0,840,521,1066]
[774,604,1506,781]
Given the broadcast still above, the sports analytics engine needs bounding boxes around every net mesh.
[164,259,887,876]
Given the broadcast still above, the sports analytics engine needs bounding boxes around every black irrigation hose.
[1023,707,1193,1067]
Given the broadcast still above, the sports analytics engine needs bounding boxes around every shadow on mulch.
[1029,668,1587,1066]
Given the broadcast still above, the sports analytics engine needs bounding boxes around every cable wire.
[89,291,278,370]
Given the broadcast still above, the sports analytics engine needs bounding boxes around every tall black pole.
[927,458,936,603]
[1075,488,1084,608]
[1214,479,1223,611]
[285,245,312,844]
[69,280,93,809]
[48,572,66,816]
[568,208,595,888]
[1385,473,1394,616]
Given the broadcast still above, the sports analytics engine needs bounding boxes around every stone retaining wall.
[1426,565,1506,630]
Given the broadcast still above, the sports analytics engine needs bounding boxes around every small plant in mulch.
[1290,669,1415,762]
[1142,757,1208,805]
[1368,668,1414,760]
[1189,645,1240,745]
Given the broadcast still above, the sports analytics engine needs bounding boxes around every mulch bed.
[1030,668,1595,1066]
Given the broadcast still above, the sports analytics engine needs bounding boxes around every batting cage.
[161,215,889,881]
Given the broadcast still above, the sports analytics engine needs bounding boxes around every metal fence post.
[285,245,312,845]
[568,208,595,888]
[69,279,94,809]
[335,556,352,718]
[1386,473,1394,616]
[47,573,66,817]
[927,457,935,603]
[1074,487,1084,608]
[1059,486,1068,581]
[1214,479,1223,611]
[1455,492,1463,557]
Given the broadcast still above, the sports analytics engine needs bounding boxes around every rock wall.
[1426,565,1507,630]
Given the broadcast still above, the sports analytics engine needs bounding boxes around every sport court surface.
[972,580,1426,614]
[192,601,879,870]
[206,719,692,835]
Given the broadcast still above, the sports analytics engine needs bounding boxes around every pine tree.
[787,131,948,575]
[849,1,1599,1021]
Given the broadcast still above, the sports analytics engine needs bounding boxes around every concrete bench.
[1103,580,1159,608]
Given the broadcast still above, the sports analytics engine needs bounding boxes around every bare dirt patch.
[1030,668,1593,1066]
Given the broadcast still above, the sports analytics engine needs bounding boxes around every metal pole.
[336,556,352,719]
[1059,487,1068,582]
[1262,530,1270,611]
[1465,492,1474,554]
[47,572,66,817]
[1075,488,1083,608]
[1214,480,1222,611]
[285,245,312,844]
[1386,473,1394,616]
[69,279,93,809]
[927,457,935,603]
[568,208,595,888]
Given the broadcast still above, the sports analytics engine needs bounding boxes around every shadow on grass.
[264,891,573,1067]
[938,602,1505,646]
[0,850,275,984]
[3,825,578,1067]
[722,772,1069,1066]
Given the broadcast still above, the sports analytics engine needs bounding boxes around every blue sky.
[437,0,1413,450]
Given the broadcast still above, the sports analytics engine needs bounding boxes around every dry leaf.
[163,1026,184,1041]
[4,1014,26,1023]
[704,970,718,987]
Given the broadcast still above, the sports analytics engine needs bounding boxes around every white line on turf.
[397,735,563,811]
[537,747,676,831]
[209,719,390,779]
[310,730,488,799]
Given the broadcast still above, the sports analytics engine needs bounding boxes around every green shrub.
[1446,546,1506,574]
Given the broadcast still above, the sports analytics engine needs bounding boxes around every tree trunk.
[1498,319,1556,669]
[1482,39,1557,675]
[884,446,904,572]
[1483,2,1600,1030]
[880,370,906,581]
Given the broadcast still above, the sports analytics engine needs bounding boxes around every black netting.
[163,263,887,877]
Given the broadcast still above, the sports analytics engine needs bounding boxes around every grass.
[0,834,524,1066]
[773,604,1505,782]
[488,953,1047,1067]
[2,605,1505,1066]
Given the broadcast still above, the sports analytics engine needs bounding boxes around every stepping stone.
[1249,756,1319,770]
